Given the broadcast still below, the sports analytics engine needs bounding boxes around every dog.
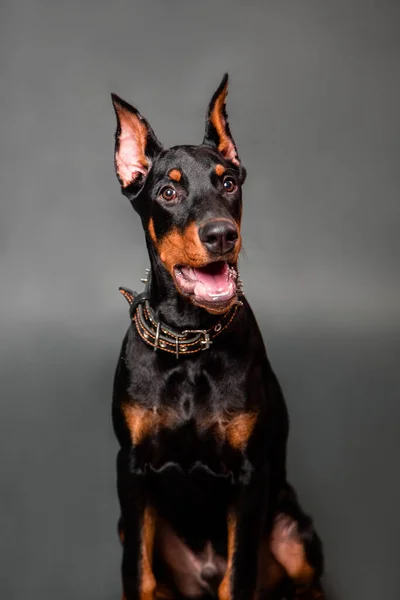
[111,74,325,600]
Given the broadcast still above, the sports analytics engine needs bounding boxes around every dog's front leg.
[117,449,157,600]
[219,462,270,600]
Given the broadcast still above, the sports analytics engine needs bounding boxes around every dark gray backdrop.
[1,1,399,599]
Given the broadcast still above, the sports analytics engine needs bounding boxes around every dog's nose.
[198,220,238,255]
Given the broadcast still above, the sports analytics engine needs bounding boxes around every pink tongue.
[193,264,230,296]
[194,269,228,291]
[179,262,235,301]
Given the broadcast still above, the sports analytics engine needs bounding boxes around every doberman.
[111,75,325,600]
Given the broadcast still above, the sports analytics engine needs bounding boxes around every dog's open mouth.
[174,261,237,306]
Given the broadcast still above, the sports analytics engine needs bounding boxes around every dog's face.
[112,75,246,314]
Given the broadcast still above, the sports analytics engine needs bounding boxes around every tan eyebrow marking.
[168,169,182,182]
[215,164,226,176]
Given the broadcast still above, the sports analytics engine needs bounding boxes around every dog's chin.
[174,261,238,315]
[190,296,238,315]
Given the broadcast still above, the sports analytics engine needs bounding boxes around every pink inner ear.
[115,110,149,187]
[218,115,239,165]
[219,135,240,165]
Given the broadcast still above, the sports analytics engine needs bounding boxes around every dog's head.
[112,74,246,315]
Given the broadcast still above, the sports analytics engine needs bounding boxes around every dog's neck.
[146,245,221,332]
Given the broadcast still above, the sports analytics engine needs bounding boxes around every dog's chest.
[123,349,255,472]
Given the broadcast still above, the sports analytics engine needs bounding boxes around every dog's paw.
[270,514,323,587]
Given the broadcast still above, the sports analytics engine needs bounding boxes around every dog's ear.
[111,94,163,196]
[203,74,240,166]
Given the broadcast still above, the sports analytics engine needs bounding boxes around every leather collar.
[119,268,243,359]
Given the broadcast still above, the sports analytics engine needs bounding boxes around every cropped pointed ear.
[203,74,240,166]
[111,94,163,195]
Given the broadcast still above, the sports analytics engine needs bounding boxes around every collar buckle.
[182,329,213,351]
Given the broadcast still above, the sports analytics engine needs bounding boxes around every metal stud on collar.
[237,271,244,294]
[235,270,244,306]
[154,322,161,352]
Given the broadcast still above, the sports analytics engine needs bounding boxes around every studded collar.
[119,268,243,359]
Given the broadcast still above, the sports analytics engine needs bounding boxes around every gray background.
[1,1,399,599]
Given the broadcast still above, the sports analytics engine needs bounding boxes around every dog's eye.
[223,177,237,193]
[160,186,177,201]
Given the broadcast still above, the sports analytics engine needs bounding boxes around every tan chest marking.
[200,412,258,450]
[122,404,181,445]
[123,403,257,450]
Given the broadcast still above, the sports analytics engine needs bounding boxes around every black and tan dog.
[111,75,325,600]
